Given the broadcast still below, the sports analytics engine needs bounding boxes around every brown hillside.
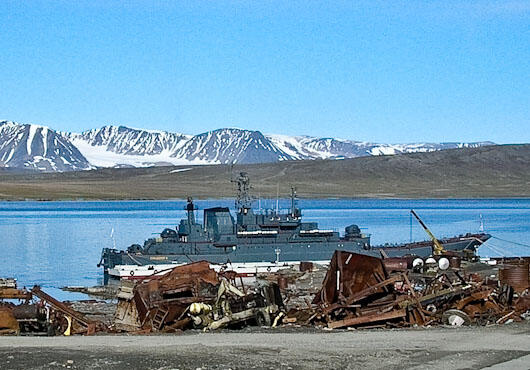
[0,144,528,200]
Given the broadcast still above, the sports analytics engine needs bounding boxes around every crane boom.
[410,210,445,255]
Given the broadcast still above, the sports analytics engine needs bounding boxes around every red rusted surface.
[314,251,388,306]
[31,286,105,334]
[499,265,529,292]
[277,277,288,290]
[132,261,220,330]
[0,288,32,300]
[449,256,462,268]
[299,250,530,330]
[0,307,19,334]
[383,258,408,272]
[299,262,314,272]
[328,308,406,329]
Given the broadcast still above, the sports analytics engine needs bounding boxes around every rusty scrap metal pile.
[0,278,105,336]
[114,261,283,333]
[1,262,284,335]
[281,251,530,329]
[2,253,530,336]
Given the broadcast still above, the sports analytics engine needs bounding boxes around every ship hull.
[375,233,490,258]
[101,233,490,280]
[101,239,376,273]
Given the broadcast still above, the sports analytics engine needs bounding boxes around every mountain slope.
[66,125,191,156]
[0,144,527,200]
[68,126,294,165]
[0,120,496,172]
[70,125,494,167]
[171,128,291,164]
[0,121,91,172]
[267,134,493,159]
[65,125,193,167]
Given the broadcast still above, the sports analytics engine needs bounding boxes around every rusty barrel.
[277,276,288,290]
[449,257,461,269]
[11,304,41,320]
[499,264,530,292]
[300,261,313,272]
[383,257,408,272]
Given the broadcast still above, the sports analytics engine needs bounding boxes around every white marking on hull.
[108,260,330,280]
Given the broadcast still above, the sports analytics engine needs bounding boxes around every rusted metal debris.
[0,307,20,335]
[299,261,314,272]
[281,251,530,329]
[1,279,105,336]
[114,261,283,333]
[114,261,219,332]
[499,264,529,293]
[31,286,106,335]
[313,251,389,308]
[3,253,529,336]
[0,278,32,300]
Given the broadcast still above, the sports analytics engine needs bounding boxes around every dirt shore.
[1,323,529,370]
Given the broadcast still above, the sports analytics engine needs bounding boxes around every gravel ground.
[1,323,529,370]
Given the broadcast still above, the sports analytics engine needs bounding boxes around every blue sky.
[1,1,529,143]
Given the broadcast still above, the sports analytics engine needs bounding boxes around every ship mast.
[290,186,300,219]
[234,172,253,213]
[186,197,196,224]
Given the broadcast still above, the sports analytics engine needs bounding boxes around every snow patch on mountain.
[69,125,495,168]
[266,134,315,159]
[1,120,496,172]
[0,120,92,171]
[171,128,291,164]
[70,137,212,167]
[66,125,191,156]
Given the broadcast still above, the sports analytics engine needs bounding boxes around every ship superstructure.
[99,173,490,279]
[99,172,372,278]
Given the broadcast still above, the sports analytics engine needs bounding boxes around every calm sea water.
[1,199,529,299]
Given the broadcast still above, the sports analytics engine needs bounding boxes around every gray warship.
[99,172,490,278]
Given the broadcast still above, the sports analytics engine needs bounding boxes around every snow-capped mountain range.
[0,120,494,172]
[0,121,91,171]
